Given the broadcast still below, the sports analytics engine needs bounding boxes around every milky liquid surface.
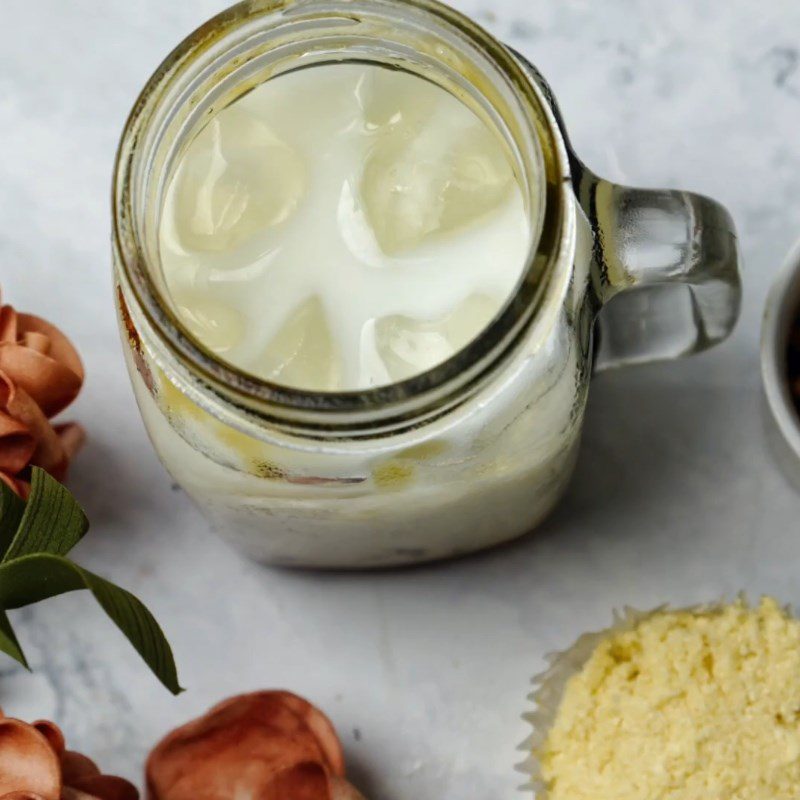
[159,63,531,391]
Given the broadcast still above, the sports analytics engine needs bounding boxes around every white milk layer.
[159,63,531,391]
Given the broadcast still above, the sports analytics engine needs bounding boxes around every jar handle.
[585,177,743,370]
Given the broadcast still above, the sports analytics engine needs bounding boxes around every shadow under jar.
[113,0,742,568]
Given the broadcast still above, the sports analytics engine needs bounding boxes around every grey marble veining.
[1,1,800,797]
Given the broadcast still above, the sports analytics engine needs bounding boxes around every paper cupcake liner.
[516,596,770,796]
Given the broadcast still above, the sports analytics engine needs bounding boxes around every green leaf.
[0,471,180,693]
[0,553,182,694]
[0,610,28,669]
[0,481,25,560]
[3,468,88,562]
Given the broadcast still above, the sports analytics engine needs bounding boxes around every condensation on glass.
[112,0,742,568]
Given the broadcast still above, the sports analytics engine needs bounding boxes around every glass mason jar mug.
[113,0,742,568]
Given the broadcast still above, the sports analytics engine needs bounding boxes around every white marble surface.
[1,0,800,797]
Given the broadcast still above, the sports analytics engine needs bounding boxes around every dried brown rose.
[146,692,366,800]
[0,289,85,496]
[0,710,138,800]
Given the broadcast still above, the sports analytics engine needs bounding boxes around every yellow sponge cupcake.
[523,597,800,799]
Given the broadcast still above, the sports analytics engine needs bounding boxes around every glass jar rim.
[113,0,574,432]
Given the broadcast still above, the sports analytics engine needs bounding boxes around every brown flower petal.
[67,776,139,800]
[330,778,367,800]
[61,791,99,800]
[0,290,85,496]
[146,692,351,800]
[0,342,82,420]
[264,762,332,800]
[60,752,100,783]
[0,711,138,800]
[0,718,61,800]
[17,314,84,383]
[0,409,35,475]
[53,424,86,471]
[20,332,50,356]
[0,378,71,480]
[0,470,27,497]
[0,304,18,342]
[31,723,65,758]
[269,692,344,776]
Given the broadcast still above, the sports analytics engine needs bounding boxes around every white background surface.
[2,1,800,797]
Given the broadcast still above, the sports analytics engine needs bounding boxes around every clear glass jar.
[112,0,742,568]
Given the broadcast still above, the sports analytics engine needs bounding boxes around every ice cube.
[173,291,246,355]
[360,98,514,255]
[373,293,499,383]
[250,296,342,391]
[355,66,437,133]
[168,107,305,254]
